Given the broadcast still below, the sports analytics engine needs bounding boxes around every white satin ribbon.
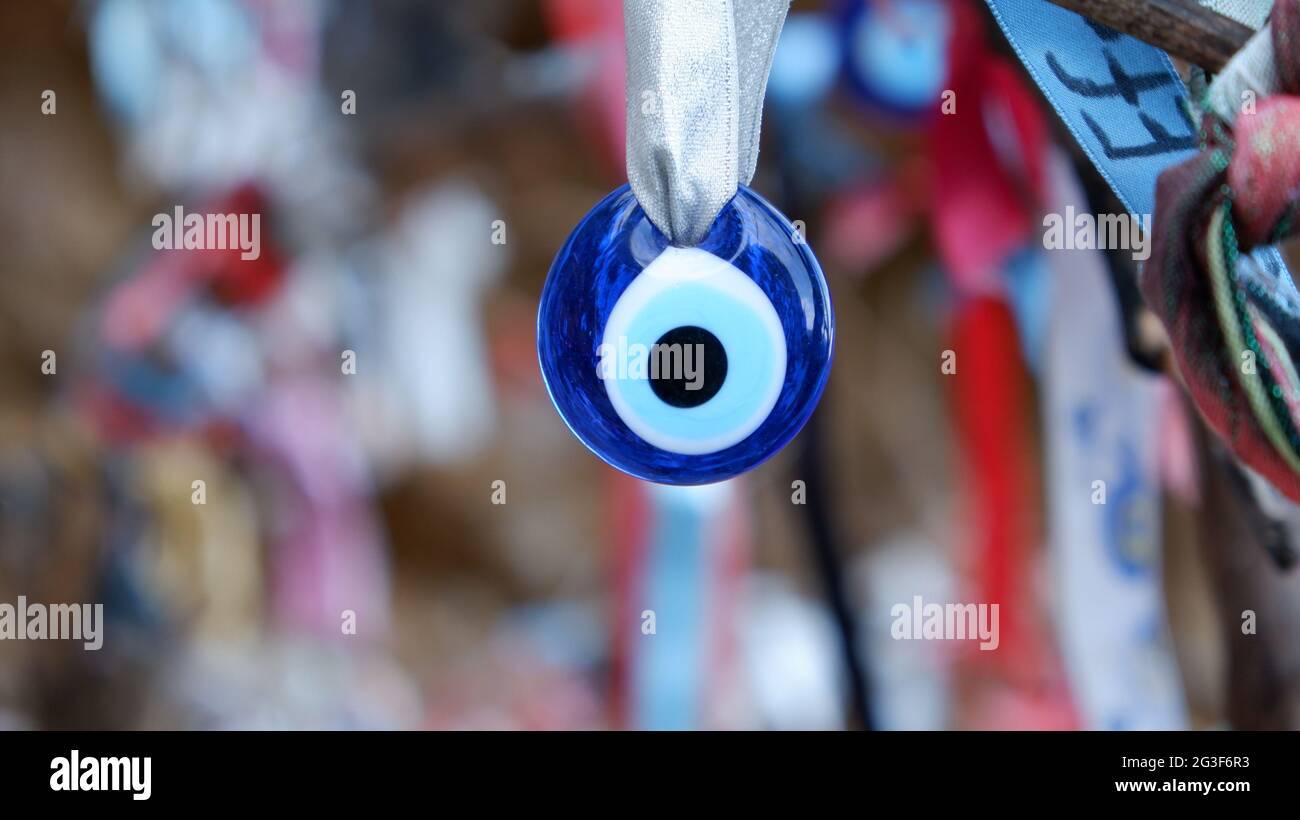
[624,0,791,246]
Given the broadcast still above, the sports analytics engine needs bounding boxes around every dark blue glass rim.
[536,183,835,485]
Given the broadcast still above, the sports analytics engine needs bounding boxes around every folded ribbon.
[623,0,790,245]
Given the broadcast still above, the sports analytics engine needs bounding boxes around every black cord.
[794,409,875,730]
[767,102,874,730]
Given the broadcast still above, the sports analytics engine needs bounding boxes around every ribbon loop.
[624,0,790,246]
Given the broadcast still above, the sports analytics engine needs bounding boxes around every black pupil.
[649,326,727,408]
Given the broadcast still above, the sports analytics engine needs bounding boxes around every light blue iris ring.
[601,247,787,455]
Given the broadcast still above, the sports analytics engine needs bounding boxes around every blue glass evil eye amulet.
[538,184,834,485]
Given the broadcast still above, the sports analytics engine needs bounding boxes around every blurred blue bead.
[838,0,950,122]
[769,14,839,109]
[538,184,834,485]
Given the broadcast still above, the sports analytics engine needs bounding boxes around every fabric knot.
[1228,97,1300,247]
[1142,0,1300,502]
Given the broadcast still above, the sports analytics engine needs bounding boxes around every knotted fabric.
[1143,0,1300,501]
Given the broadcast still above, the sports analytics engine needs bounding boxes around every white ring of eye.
[600,246,787,455]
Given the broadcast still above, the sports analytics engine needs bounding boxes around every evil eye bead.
[537,184,834,484]
[838,0,950,123]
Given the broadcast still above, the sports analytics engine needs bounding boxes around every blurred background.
[1,0,1297,730]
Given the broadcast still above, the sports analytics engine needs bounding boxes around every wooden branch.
[1044,0,1253,72]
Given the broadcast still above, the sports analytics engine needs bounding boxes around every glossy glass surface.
[538,184,834,484]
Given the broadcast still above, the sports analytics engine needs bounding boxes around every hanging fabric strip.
[983,0,1197,218]
[614,478,746,729]
[984,0,1284,247]
[1042,150,1187,729]
[623,0,791,245]
[982,0,1281,263]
